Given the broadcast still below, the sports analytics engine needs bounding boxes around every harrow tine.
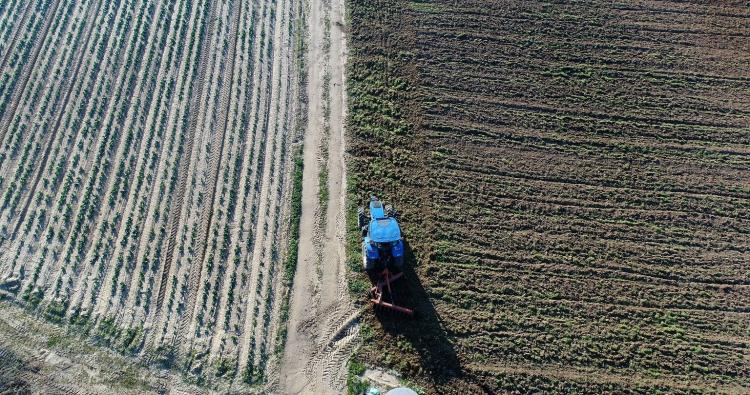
[369,269,414,316]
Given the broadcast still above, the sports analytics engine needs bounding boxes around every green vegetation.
[284,148,304,284]
[346,359,369,395]
[273,146,304,361]
[274,0,308,364]
[346,0,750,393]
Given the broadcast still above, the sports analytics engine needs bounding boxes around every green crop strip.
[271,0,308,372]
[273,147,303,356]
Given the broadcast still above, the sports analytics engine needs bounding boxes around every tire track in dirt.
[206,0,274,370]
[204,0,265,363]
[96,0,184,327]
[140,0,208,319]
[149,0,226,349]
[281,0,355,391]
[156,0,216,335]
[171,0,231,353]
[181,0,244,353]
[202,0,281,365]
[140,0,213,349]
[303,308,362,385]
[156,0,229,351]
[319,320,358,385]
[125,0,204,345]
[158,0,264,352]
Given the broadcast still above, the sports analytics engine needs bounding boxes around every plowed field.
[347,0,750,393]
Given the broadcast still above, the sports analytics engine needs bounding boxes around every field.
[347,0,750,393]
[0,0,304,389]
[0,300,210,393]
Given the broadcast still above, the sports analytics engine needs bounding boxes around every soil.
[280,0,356,392]
[346,0,750,393]
[0,299,205,394]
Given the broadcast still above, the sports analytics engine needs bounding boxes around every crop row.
[0,0,303,388]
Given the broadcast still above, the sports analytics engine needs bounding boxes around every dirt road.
[280,0,357,392]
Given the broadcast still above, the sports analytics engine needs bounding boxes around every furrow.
[155,0,217,345]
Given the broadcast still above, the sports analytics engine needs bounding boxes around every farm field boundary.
[344,0,750,393]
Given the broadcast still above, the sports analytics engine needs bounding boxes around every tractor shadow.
[373,240,461,384]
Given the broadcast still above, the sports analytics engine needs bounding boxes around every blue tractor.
[358,196,413,315]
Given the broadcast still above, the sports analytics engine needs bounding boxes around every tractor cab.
[359,195,412,315]
[360,197,405,274]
